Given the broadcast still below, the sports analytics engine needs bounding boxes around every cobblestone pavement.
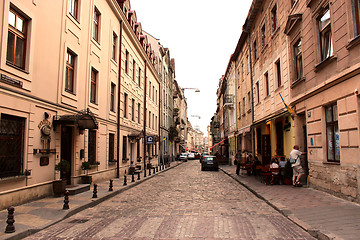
[24,161,315,240]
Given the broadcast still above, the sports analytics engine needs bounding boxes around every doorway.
[262,135,271,165]
[61,126,72,185]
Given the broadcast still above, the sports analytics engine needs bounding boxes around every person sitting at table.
[279,157,286,168]
[270,158,280,184]
[278,157,286,184]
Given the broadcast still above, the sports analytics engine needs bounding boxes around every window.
[65,50,76,93]
[241,63,244,81]
[132,60,136,80]
[88,130,97,165]
[0,114,25,178]
[124,93,128,118]
[138,67,141,85]
[271,5,277,32]
[149,111,151,128]
[247,92,251,110]
[110,83,115,112]
[112,32,117,61]
[294,39,303,81]
[131,98,135,121]
[253,40,257,60]
[246,55,249,74]
[138,103,141,123]
[152,113,155,129]
[69,0,79,20]
[238,102,241,119]
[318,8,332,61]
[122,136,127,160]
[354,0,360,36]
[326,104,339,162]
[265,72,269,96]
[275,59,281,87]
[7,8,27,70]
[93,7,100,42]
[90,68,97,104]
[243,97,246,115]
[152,86,155,100]
[108,133,115,162]
[261,24,266,47]
[256,82,260,103]
[125,50,129,74]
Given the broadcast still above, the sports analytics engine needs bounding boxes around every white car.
[180,153,188,161]
[187,152,195,160]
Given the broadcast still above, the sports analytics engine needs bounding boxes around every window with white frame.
[7,8,28,70]
[318,8,333,61]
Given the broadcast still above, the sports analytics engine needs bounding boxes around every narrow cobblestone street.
[25,161,314,239]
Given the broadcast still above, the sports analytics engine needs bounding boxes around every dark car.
[201,155,218,171]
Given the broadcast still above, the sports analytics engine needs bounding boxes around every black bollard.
[148,168,151,176]
[63,191,70,210]
[144,168,147,177]
[123,171,127,186]
[131,173,135,182]
[109,179,113,191]
[5,206,15,233]
[137,171,141,180]
[92,184,98,198]
[156,166,158,172]
[153,167,155,174]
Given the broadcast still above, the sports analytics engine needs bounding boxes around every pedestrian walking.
[290,145,306,187]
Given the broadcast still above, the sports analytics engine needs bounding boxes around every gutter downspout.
[116,21,123,178]
[143,61,147,170]
[244,29,255,155]
[158,76,161,165]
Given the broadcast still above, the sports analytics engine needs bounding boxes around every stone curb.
[220,167,333,240]
[2,162,183,240]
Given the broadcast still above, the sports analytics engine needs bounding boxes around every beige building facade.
[287,0,360,201]
[0,0,161,209]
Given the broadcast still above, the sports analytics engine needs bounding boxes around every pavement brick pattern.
[24,161,314,240]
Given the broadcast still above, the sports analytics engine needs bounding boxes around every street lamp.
[181,87,200,93]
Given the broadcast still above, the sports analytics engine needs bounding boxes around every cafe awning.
[53,108,98,130]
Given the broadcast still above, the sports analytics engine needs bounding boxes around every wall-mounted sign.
[1,74,23,88]
[146,136,154,144]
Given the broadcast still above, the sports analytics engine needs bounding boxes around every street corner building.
[211,0,360,202]
[0,0,181,209]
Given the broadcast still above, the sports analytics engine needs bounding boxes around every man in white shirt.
[290,145,305,186]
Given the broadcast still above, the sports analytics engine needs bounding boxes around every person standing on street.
[290,145,306,187]
[235,150,241,175]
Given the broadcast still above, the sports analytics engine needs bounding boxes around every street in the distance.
[24,161,314,240]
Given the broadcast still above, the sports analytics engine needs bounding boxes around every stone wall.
[309,162,359,202]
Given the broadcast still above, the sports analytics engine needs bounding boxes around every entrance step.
[66,184,90,195]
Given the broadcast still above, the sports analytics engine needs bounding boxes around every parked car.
[201,155,218,171]
[180,153,188,162]
[187,152,195,160]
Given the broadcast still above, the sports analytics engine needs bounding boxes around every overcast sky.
[130,0,253,134]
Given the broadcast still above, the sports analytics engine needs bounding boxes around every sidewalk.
[220,165,360,240]
[0,161,183,240]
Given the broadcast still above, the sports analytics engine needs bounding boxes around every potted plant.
[80,161,92,184]
[53,159,70,196]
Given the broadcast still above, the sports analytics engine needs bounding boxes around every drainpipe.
[116,21,123,178]
[244,29,255,155]
[143,61,147,170]
[158,75,161,165]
